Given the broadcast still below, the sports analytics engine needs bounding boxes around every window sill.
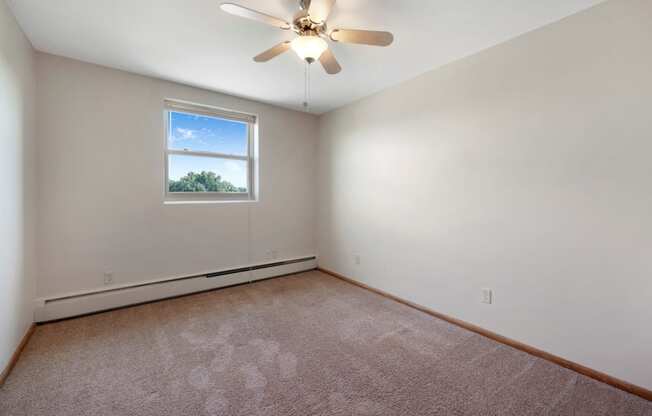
[164,199,257,205]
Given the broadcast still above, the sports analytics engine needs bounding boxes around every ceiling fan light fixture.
[291,35,328,63]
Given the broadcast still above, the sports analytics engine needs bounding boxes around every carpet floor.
[1,270,650,415]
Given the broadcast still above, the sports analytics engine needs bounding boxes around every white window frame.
[164,99,257,203]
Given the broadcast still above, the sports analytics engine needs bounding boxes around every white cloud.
[222,160,246,187]
[224,160,244,173]
[175,128,197,140]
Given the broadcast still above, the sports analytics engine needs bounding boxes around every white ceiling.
[8,0,605,114]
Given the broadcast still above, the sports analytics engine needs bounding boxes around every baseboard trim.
[318,267,652,402]
[0,324,36,386]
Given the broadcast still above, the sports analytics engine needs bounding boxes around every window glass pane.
[168,155,248,193]
[168,111,248,156]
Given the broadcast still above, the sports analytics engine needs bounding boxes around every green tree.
[169,171,246,193]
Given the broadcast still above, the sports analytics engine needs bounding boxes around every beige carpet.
[1,271,650,415]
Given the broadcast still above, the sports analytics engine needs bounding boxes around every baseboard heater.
[44,256,317,305]
[205,256,316,278]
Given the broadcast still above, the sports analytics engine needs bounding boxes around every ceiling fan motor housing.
[292,10,327,36]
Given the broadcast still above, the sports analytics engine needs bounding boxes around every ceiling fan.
[220,0,394,74]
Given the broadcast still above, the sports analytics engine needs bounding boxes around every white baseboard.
[34,257,317,322]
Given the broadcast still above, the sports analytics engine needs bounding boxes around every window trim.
[163,99,257,203]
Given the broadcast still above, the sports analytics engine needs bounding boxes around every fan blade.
[254,42,291,62]
[308,0,335,24]
[330,29,394,46]
[319,48,341,74]
[220,3,291,30]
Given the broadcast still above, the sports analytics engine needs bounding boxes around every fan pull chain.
[303,61,311,112]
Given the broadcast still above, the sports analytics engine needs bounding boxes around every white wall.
[36,53,317,299]
[0,0,36,372]
[317,0,652,390]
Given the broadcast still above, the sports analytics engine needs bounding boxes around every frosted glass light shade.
[291,36,328,61]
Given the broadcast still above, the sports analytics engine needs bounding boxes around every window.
[164,100,256,202]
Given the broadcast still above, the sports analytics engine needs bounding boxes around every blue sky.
[168,111,248,154]
[168,111,248,188]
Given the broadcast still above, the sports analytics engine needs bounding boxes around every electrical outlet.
[354,255,361,265]
[103,272,114,285]
[482,288,493,304]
